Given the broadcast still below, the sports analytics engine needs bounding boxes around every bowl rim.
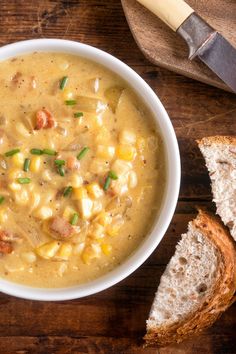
[0,38,181,301]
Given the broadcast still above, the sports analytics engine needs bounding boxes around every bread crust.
[144,210,236,347]
[197,135,236,147]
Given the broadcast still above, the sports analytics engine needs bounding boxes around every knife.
[136,0,236,93]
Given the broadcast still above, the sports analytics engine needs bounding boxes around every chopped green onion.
[63,186,73,197]
[65,100,77,106]
[43,149,57,156]
[70,213,79,225]
[103,176,111,191]
[54,159,65,166]
[74,112,83,118]
[108,170,118,180]
[58,166,65,177]
[23,158,31,172]
[60,76,68,90]
[5,149,20,157]
[77,147,90,160]
[30,148,43,155]
[17,177,31,184]
[0,196,5,205]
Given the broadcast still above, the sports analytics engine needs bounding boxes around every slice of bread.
[144,210,236,347]
[198,136,236,241]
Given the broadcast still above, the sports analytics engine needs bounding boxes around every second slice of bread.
[144,210,236,347]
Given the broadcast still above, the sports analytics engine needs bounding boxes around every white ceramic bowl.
[0,39,180,301]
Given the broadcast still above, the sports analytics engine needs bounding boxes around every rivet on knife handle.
[136,0,194,31]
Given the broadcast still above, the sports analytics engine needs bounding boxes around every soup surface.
[0,52,166,288]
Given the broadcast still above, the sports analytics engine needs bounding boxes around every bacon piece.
[50,217,74,239]
[0,241,13,254]
[0,230,18,242]
[35,109,56,130]
[67,156,80,170]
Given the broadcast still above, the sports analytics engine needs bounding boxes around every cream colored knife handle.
[136,0,194,31]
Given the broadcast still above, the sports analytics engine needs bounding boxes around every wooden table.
[0,1,235,353]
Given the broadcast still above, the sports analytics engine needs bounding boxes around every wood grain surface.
[121,0,236,91]
[0,1,235,353]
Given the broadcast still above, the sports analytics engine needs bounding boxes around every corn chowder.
[0,53,166,287]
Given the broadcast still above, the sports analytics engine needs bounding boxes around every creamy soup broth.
[0,53,166,287]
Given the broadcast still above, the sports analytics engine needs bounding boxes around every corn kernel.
[116,145,136,161]
[8,168,22,180]
[11,152,24,168]
[87,182,104,199]
[81,243,101,264]
[96,212,112,227]
[101,243,112,256]
[30,192,41,210]
[119,130,136,145]
[73,242,85,255]
[89,223,105,239]
[69,174,83,188]
[0,209,8,223]
[36,241,61,259]
[96,145,115,160]
[8,182,21,191]
[30,156,41,173]
[63,206,77,221]
[21,251,37,264]
[73,187,88,200]
[107,224,121,237]
[34,206,53,220]
[63,88,74,100]
[55,243,73,261]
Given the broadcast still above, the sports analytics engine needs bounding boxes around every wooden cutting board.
[121,0,236,91]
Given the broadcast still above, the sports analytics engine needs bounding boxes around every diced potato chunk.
[87,182,104,199]
[101,243,112,256]
[119,130,136,145]
[73,187,88,200]
[104,86,123,112]
[95,127,110,143]
[77,96,107,114]
[34,206,53,220]
[42,169,52,181]
[92,201,103,215]
[55,243,73,261]
[89,223,105,239]
[30,156,41,173]
[116,145,136,161]
[30,192,41,210]
[11,152,24,168]
[90,159,109,175]
[96,145,115,160]
[77,197,93,219]
[36,241,61,259]
[82,243,101,264]
[15,122,30,137]
[14,189,29,206]
[63,206,77,222]
[111,159,132,176]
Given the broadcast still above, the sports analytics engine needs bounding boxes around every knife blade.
[136,0,236,93]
